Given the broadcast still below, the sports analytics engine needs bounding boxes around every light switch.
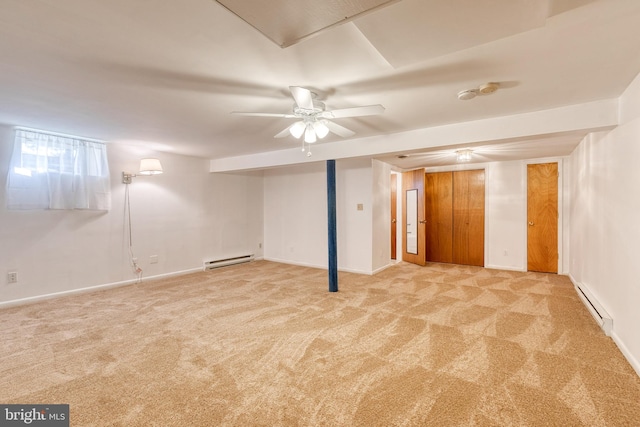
[357,203,364,211]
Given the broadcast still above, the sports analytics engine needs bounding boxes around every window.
[6,128,111,210]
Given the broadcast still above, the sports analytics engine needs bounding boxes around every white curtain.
[6,129,111,211]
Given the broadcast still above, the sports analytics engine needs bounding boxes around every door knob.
[528,221,534,226]
[392,219,396,223]
[419,220,427,224]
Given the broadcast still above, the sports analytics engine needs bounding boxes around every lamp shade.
[139,158,163,175]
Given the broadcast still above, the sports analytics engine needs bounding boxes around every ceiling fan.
[232,86,384,154]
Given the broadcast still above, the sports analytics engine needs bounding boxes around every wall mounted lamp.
[122,158,163,184]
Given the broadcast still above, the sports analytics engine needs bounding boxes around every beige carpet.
[1,261,640,426]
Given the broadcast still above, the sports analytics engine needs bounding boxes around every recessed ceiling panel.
[214,0,399,47]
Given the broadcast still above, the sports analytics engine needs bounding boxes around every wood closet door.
[453,170,485,267]
[527,163,558,273]
[425,172,453,263]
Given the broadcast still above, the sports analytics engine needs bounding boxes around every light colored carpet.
[1,261,639,426]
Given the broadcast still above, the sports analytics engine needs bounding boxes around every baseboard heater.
[574,282,613,336]
[204,254,254,270]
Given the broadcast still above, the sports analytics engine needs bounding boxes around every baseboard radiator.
[204,254,254,270]
[574,282,613,336]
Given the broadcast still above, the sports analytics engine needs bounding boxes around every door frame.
[402,169,426,266]
[524,158,564,273]
[390,173,398,260]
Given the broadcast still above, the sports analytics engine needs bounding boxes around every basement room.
[1,0,640,425]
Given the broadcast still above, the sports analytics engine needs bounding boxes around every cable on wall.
[124,184,143,282]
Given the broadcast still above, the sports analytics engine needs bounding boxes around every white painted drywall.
[262,158,377,274]
[485,160,527,271]
[567,71,640,374]
[336,158,374,273]
[371,160,391,273]
[262,161,328,268]
[0,125,263,304]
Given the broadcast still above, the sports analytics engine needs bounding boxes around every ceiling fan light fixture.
[290,121,306,138]
[456,149,473,162]
[233,86,384,155]
[304,124,317,143]
[313,120,330,139]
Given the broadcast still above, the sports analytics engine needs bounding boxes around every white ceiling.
[1,0,639,170]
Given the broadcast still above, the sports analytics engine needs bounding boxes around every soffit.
[354,0,594,68]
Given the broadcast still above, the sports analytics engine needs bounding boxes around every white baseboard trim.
[611,330,640,378]
[371,262,395,275]
[0,267,203,309]
[262,257,373,275]
[568,274,613,336]
[262,256,326,271]
[566,274,640,377]
[485,264,526,272]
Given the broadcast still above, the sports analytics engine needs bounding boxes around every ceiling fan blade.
[321,104,385,119]
[274,125,293,138]
[289,86,314,110]
[231,111,295,118]
[326,121,355,138]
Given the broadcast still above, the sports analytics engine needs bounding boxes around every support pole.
[327,160,338,292]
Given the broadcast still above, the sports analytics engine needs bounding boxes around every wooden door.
[527,163,558,273]
[453,170,485,267]
[425,172,453,263]
[402,169,426,266]
[390,174,397,260]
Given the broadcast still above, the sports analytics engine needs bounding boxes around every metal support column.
[327,160,338,292]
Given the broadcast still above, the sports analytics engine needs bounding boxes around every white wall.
[337,158,375,273]
[485,161,527,271]
[263,162,328,268]
[263,158,379,274]
[0,124,263,304]
[371,160,391,273]
[568,71,640,374]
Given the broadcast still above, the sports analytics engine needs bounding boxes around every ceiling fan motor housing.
[293,100,325,116]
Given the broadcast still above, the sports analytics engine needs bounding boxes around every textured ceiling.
[0,0,638,170]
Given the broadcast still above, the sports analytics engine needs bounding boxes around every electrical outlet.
[7,272,17,284]
[258,243,262,249]
[150,255,158,264]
